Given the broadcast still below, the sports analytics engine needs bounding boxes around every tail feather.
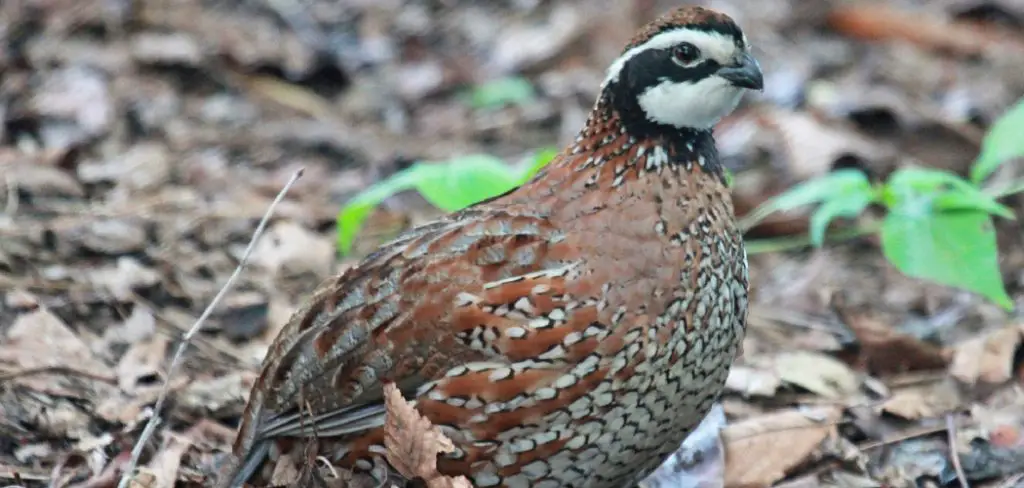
[258,403,388,439]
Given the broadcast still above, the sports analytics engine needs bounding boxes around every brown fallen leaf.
[877,382,966,421]
[0,307,116,399]
[248,220,335,279]
[775,351,861,399]
[0,147,85,198]
[269,454,303,487]
[723,405,843,488]
[758,108,887,182]
[0,384,94,440]
[116,335,169,392]
[383,383,473,488]
[832,295,951,376]
[143,431,193,488]
[827,3,1024,57]
[949,323,1024,386]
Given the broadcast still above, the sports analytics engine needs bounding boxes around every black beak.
[717,52,763,91]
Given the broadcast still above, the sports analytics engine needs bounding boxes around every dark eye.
[671,43,701,65]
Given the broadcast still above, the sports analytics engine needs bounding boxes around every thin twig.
[116,168,305,488]
[3,174,17,215]
[48,453,67,488]
[743,222,881,255]
[946,413,971,488]
[857,425,947,451]
[128,292,249,366]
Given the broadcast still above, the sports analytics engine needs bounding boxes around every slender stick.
[744,222,881,255]
[116,168,305,488]
[946,413,971,488]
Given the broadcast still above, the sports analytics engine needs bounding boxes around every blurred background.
[1,0,1024,486]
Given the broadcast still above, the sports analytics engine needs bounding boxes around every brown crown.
[624,6,740,51]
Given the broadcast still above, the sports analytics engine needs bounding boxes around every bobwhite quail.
[216,5,761,488]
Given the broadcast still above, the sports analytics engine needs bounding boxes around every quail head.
[217,5,761,488]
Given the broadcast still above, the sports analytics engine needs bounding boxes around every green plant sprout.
[463,76,538,110]
[336,148,558,255]
[743,96,1024,310]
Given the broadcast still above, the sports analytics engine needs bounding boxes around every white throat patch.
[637,77,744,129]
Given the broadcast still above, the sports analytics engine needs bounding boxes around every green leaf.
[741,169,873,230]
[808,193,872,247]
[467,77,537,110]
[516,147,559,184]
[886,166,961,190]
[412,155,520,211]
[336,169,425,255]
[722,167,735,188]
[881,209,1013,310]
[884,166,1014,219]
[933,191,1015,220]
[972,97,1024,184]
[335,155,522,255]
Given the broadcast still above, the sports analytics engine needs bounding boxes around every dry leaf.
[833,299,950,375]
[177,371,255,416]
[52,216,149,255]
[269,454,303,487]
[880,388,935,420]
[128,471,158,488]
[0,148,85,198]
[723,405,843,488]
[876,379,961,421]
[144,432,192,488]
[0,386,94,440]
[487,4,585,74]
[949,323,1024,386]
[758,108,886,181]
[775,351,860,399]
[104,303,158,345]
[87,257,162,302]
[248,220,335,278]
[129,32,203,66]
[827,3,1024,57]
[383,383,473,488]
[116,335,169,392]
[30,65,114,136]
[0,307,114,388]
[726,364,782,397]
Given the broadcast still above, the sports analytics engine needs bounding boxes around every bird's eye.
[671,43,701,66]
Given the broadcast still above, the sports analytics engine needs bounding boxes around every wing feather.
[222,209,592,486]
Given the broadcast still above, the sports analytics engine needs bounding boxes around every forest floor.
[1,0,1024,487]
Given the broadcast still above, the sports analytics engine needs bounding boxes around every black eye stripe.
[614,44,725,98]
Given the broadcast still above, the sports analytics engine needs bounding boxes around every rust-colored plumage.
[217,6,760,488]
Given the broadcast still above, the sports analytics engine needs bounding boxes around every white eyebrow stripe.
[602,29,739,87]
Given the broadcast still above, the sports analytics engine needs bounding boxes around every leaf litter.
[2,0,1024,487]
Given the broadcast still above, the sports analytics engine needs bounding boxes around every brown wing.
[220,206,608,485]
